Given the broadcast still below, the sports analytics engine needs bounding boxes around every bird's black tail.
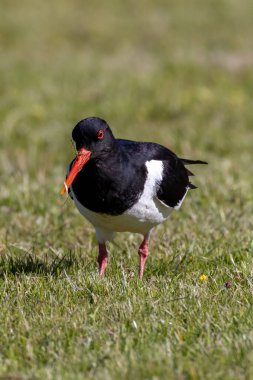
[180,158,208,165]
[180,157,208,190]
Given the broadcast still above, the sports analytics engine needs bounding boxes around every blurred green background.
[1,1,253,379]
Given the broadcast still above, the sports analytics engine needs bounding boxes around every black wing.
[156,156,190,208]
[131,142,207,208]
[118,139,207,208]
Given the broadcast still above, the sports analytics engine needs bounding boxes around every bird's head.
[61,117,115,195]
[72,117,115,153]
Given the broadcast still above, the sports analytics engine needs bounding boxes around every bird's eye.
[97,129,104,140]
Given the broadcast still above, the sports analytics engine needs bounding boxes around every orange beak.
[60,148,92,195]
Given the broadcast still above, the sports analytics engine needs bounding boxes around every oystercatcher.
[61,117,207,278]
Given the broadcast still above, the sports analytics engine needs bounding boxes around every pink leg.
[138,234,150,279]
[97,243,108,276]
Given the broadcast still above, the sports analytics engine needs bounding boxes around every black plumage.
[63,117,207,278]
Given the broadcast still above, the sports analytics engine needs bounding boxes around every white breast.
[72,160,174,241]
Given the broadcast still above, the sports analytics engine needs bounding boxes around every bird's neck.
[93,139,120,163]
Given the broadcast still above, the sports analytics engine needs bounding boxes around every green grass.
[1,0,253,379]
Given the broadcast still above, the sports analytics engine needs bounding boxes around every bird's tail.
[180,157,208,190]
[180,158,208,165]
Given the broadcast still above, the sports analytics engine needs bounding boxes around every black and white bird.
[61,117,207,278]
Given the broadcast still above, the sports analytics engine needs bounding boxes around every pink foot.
[97,243,108,276]
[138,236,149,279]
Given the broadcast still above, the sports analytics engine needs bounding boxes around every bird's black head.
[61,117,116,195]
[72,117,115,156]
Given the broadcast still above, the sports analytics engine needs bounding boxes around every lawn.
[1,0,253,379]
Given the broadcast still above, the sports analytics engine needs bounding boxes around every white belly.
[73,191,173,232]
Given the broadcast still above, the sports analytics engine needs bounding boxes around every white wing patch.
[126,160,172,224]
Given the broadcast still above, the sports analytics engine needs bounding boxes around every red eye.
[97,129,104,140]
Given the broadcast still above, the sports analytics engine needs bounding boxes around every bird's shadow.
[0,251,77,278]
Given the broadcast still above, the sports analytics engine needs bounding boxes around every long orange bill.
[60,148,92,195]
